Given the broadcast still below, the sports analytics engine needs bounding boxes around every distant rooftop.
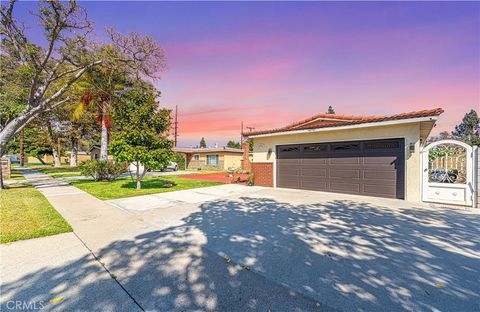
[173,147,242,153]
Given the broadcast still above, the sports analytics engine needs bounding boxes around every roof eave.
[246,116,439,139]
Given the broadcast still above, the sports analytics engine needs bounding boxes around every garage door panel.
[300,179,328,190]
[330,169,360,179]
[277,159,301,165]
[330,182,361,193]
[363,184,397,197]
[329,157,361,165]
[300,168,327,177]
[278,178,300,188]
[276,139,405,199]
[362,179,397,187]
[364,156,397,165]
[363,170,396,180]
[278,169,300,177]
[301,158,328,164]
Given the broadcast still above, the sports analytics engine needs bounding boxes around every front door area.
[422,140,476,207]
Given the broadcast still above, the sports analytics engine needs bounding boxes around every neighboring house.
[90,145,101,160]
[243,108,444,203]
[89,146,114,161]
[174,147,243,171]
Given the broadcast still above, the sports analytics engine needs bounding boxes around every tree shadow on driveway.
[2,195,479,311]
[183,197,480,312]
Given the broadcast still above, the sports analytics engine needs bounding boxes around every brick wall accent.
[252,162,273,187]
[241,142,251,171]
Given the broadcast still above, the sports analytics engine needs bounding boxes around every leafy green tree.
[0,0,100,157]
[451,110,480,145]
[6,121,52,164]
[199,137,207,148]
[326,106,335,114]
[175,153,186,170]
[0,0,166,157]
[110,88,173,189]
[426,131,452,144]
[226,140,241,149]
[246,139,254,152]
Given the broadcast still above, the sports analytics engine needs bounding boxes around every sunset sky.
[18,1,480,147]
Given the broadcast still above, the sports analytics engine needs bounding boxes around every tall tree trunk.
[57,137,62,165]
[36,156,46,164]
[135,161,141,189]
[70,137,78,167]
[51,143,61,167]
[0,111,31,157]
[46,119,61,167]
[19,129,25,166]
[100,106,108,161]
[0,159,4,190]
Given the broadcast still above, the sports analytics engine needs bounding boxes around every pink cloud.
[166,35,288,59]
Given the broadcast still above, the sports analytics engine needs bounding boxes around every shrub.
[175,153,186,170]
[80,160,127,181]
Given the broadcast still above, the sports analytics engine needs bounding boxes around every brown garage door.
[276,139,405,199]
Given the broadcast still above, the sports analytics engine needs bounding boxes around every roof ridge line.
[245,107,444,136]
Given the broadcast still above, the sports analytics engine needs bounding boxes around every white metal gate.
[422,140,477,207]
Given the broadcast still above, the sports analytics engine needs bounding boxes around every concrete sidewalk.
[20,169,152,250]
[1,233,140,311]
[2,169,145,311]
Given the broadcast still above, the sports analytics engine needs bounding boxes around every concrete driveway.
[3,180,479,311]
[104,186,480,312]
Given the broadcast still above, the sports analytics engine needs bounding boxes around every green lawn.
[70,175,223,200]
[28,164,82,178]
[0,184,72,244]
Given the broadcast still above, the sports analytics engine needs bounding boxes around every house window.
[303,144,327,152]
[193,154,200,161]
[332,143,360,151]
[206,154,219,165]
[279,146,300,153]
[365,141,400,150]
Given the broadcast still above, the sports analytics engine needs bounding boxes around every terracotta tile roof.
[244,108,444,136]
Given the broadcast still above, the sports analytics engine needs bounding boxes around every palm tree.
[74,91,111,160]
[73,66,126,160]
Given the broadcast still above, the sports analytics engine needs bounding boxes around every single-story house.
[173,147,243,171]
[243,108,444,203]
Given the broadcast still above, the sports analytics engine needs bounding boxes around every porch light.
[409,143,415,153]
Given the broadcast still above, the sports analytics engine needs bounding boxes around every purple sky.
[16,1,480,147]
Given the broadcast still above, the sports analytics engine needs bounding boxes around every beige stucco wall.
[223,153,243,169]
[185,152,243,170]
[251,123,422,202]
[186,153,224,170]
